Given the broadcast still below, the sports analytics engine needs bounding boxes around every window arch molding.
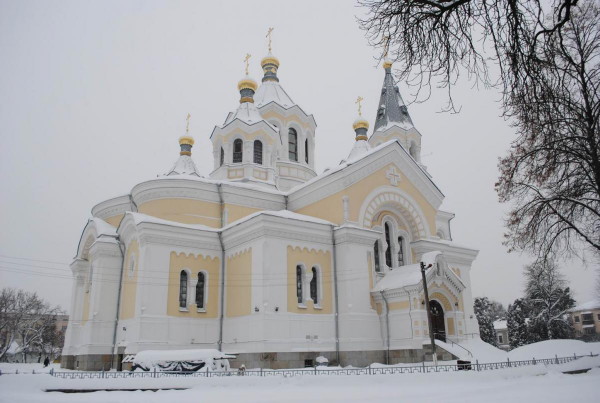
[287,124,303,162]
[379,214,412,269]
[178,268,193,311]
[195,270,208,312]
[309,265,323,308]
[232,137,244,163]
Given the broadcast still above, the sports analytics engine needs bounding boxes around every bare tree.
[359,0,580,111]
[0,288,62,361]
[497,2,600,259]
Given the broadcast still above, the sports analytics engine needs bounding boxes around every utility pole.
[420,262,437,366]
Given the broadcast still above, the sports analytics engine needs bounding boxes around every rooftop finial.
[383,36,393,69]
[266,27,274,53]
[185,113,191,134]
[244,53,251,75]
[356,96,364,116]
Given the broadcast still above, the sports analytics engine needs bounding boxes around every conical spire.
[373,57,414,133]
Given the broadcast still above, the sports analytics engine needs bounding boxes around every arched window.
[296,265,303,304]
[253,140,263,165]
[196,272,205,309]
[305,139,309,163]
[310,267,318,304]
[397,236,405,266]
[374,241,381,273]
[288,128,298,161]
[220,147,224,166]
[384,222,392,267]
[233,139,243,163]
[179,270,188,309]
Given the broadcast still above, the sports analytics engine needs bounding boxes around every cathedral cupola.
[348,96,372,160]
[238,54,258,104]
[261,27,280,82]
[164,114,201,177]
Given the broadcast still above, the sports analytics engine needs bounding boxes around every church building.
[62,40,479,370]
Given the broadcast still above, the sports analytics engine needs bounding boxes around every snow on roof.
[126,210,333,234]
[90,217,117,236]
[129,212,217,232]
[133,349,235,366]
[163,155,201,177]
[371,263,424,292]
[223,102,277,131]
[347,139,372,160]
[493,320,507,330]
[568,299,600,312]
[255,80,295,108]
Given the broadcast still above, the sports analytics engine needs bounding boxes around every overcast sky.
[1,0,597,313]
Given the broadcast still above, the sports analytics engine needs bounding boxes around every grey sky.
[1,0,597,313]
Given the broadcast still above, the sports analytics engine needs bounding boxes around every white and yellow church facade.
[62,47,479,370]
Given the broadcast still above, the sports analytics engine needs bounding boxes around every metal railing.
[0,352,582,379]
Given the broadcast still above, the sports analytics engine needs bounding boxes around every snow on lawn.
[0,364,598,403]
[509,340,600,361]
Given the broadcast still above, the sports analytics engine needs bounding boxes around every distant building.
[493,320,509,350]
[568,300,600,340]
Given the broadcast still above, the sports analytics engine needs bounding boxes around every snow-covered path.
[1,362,598,403]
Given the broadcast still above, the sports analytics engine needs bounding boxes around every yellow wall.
[225,204,261,225]
[225,249,252,317]
[294,164,436,236]
[167,252,220,318]
[120,240,139,320]
[138,199,221,227]
[447,317,455,335]
[287,246,332,314]
[105,214,124,227]
[388,300,410,311]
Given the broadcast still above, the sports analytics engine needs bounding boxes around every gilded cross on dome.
[185,113,191,134]
[383,35,390,58]
[386,165,401,186]
[244,53,251,75]
[266,27,274,52]
[356,96,364,116]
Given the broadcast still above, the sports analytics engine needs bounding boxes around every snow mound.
[509,340,600,361]
[436,338,508,362]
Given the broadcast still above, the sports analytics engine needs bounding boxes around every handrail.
[435,335,473,358]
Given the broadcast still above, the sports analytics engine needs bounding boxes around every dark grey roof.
[373,67,414,132]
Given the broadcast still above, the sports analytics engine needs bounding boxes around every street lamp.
[420,261,437,366]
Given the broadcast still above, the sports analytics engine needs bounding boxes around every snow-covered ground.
[0,360,598,403]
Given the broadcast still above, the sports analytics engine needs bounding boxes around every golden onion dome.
[237,76,258,92]
[383,58,393,69]
[353,117,369,131]
[261,54,280,68]
[178,136,194,146]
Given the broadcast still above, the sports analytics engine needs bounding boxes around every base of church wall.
[61,354,112,371]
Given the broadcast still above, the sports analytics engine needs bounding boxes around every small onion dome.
[383,57,393,70]
[261,54,280,83]
[178,136,194,156]
[237,75,258,103]
[353,117,369,141]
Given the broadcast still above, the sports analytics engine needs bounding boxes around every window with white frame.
[233,139,243,163]
[310,266,319,305]
[253,140,263,165]
[374,240,381,273]
[289,128,298,161]
[179,270,188,309]
[397,236,406,266]
[195,272,206,310]
[296,265,303,304]
[380,217,411,269]
[384,222,392,267]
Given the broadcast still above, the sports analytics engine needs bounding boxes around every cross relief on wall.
[385,165,401,186]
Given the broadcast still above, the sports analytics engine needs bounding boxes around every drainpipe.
[330,225,340,365]
[217,184,226,351]
[111,237,125,370]
[380,291,390,365]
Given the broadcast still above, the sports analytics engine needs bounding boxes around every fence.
[1,352,593,378]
